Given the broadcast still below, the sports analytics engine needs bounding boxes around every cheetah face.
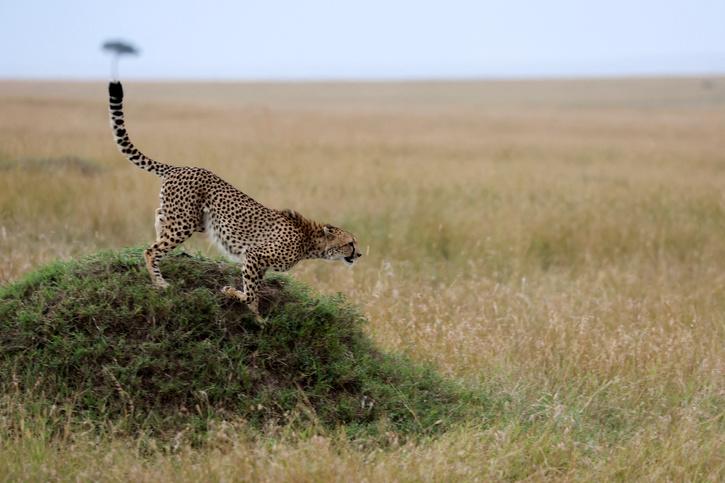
[321,225,362,266]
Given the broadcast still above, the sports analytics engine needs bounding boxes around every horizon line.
[1,71,725,84]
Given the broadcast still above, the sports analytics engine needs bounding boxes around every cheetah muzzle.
[108,81,362,317]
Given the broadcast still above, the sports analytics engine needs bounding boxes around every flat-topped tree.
[101,40,139,80]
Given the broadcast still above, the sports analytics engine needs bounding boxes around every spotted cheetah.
[108,81,362,315]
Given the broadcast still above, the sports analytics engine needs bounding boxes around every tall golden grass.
[0,77,723,481]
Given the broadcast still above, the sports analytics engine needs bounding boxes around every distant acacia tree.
[101,40,139,79]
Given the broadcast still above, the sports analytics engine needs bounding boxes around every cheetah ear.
[323,224,334,237]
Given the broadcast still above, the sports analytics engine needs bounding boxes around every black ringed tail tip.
[108,79,173,177]
[108,81,124,100]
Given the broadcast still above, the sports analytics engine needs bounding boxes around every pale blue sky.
[1,0,724,80]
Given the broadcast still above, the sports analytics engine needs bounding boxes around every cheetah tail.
[108,81,174,177]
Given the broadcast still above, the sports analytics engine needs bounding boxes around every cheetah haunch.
[108,81,362,316]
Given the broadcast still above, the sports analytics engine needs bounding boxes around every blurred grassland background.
[0,77,724,480]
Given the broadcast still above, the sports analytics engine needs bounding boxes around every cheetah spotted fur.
[108,81,362,316]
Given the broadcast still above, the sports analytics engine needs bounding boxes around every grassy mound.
[0,249,475,441]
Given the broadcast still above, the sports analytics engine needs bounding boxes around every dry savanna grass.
[0,77,724,481]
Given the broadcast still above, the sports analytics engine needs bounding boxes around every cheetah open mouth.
[343,242,357,264]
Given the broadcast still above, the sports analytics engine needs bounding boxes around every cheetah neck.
[291,214,326,259]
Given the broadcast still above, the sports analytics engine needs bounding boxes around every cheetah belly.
[202,205,303,273]
[203,210,248,263]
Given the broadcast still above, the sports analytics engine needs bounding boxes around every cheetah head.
[318,224,362,266]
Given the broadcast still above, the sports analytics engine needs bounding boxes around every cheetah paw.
[154,279,170,289]
[221,286,247,302]
[251,313,266,326]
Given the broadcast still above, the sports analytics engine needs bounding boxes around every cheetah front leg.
[222,250,266,319]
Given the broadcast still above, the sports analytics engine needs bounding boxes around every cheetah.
[108,81,362,316]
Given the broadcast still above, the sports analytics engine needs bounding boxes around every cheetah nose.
[355,252,362,258]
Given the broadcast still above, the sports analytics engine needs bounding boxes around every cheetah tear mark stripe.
[108,81,174,177]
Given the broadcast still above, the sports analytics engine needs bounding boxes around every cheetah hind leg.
[144,221,192,289]
[154,208,165,238]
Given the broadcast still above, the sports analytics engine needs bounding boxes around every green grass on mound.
[0,249,479,441]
